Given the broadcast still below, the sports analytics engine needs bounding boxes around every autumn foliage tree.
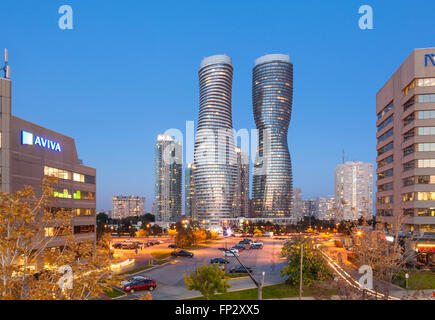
[0,178,119,300]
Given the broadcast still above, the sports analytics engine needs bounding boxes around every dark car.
[147,241,155,246]
[210,258,230,265]
[171,250,194,258]
[217,247,227,251]
[240,239,252,245]
[112,243,123,249]
[228,266,253,274]
[122,277,157,293]
[250,243,263,249]
[233,244,246,250]
[168,244,177,249]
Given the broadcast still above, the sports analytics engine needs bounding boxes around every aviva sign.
[21,130,62,152]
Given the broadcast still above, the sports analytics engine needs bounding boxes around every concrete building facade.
[111,195,145,219]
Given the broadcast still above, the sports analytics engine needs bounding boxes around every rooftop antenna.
[1,48,9,79]
[342,149,345,164]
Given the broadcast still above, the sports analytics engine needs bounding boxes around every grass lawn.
[150,249,172,260]
[407,271,435,290]
[188,283,337,300]
[102,287,125,298]
[225,273,249,279]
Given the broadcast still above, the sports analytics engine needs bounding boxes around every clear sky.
[1,0,434,212]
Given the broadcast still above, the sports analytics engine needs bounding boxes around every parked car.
[154,240,162,244]
[250,243,263,249]
[228,266,253,274]
[171,250,194,258]
[233,244,246,251]
[168,244,177,249]
[240,239,253,245]
[224,250,240,257]
[122,276,157,293]
[210,258,230,265]
[112,243,123,249]
[217,247,227,251]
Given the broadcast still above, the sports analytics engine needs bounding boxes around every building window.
[377,196,392,204]
[417,143,435,152]
[418,110,435,119]
[378,169,393,180]
[417,192,435,201]
[403,160,415,171]
[402,192,414,202]
[377,142,393,156]
[378,129,393,143]
[418,127,435,136]
[416,209,435,217]
[403,208,414,216]
[54,189,72,199]
[403,177,414,186]
[418,94,435,103]
[403,129,415,141]
[403,113,415,126]
[403,145,415,156]
[73,173,84,182]
[378,155,393,168]
[73,225,95,234]
[417,159,435,168]
[44,227,55,237]
[378,182,393,192]
[377,115,393,132]
[403,97,415,112]
[377,101,393,120]
[416,175,435,184]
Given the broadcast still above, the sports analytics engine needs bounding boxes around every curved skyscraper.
[252,54,293,217]
[193,54,237,231]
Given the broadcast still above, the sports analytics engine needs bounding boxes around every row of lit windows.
[403,175,435,186]
[417,159,435,168]
[403,192,435,201]
[377,196,393,204]
[44,225,95,237]
[53,189,95,200]
[44,166,95,184]
[45,207,95,216]
[417,127,435,136]
[417,143,435,152]
[403,78,435,96]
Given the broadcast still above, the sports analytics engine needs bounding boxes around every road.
[117,237,287,300]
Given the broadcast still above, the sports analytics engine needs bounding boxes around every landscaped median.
[186,283,337,300]
[393,270,435,290]
[100,287,126,299]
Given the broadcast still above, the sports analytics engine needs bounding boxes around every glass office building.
[252,54,293,218]
[193,54,237,231]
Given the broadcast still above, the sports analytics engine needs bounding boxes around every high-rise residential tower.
[185,162,197,220]
[376,48,435,238]
[155,134,182,222]
[193,54,237,231]
[291,188,303,221]
[233,147,250,217]
[335,161,373,221]
[252,54,293,218]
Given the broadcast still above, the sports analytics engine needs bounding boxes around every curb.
[125,260,172,276]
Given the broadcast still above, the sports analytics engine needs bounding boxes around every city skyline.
[1,1,434,211]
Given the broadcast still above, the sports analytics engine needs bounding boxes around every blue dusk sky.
[0,0,434,212]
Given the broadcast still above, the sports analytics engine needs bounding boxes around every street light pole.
[299,241,303,300]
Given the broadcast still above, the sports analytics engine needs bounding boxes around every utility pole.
[226,249,264,300]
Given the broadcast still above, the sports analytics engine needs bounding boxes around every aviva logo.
[425,54,435,67]
[21,131,62,152]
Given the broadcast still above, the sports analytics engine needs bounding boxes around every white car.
[223,249,239,257]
